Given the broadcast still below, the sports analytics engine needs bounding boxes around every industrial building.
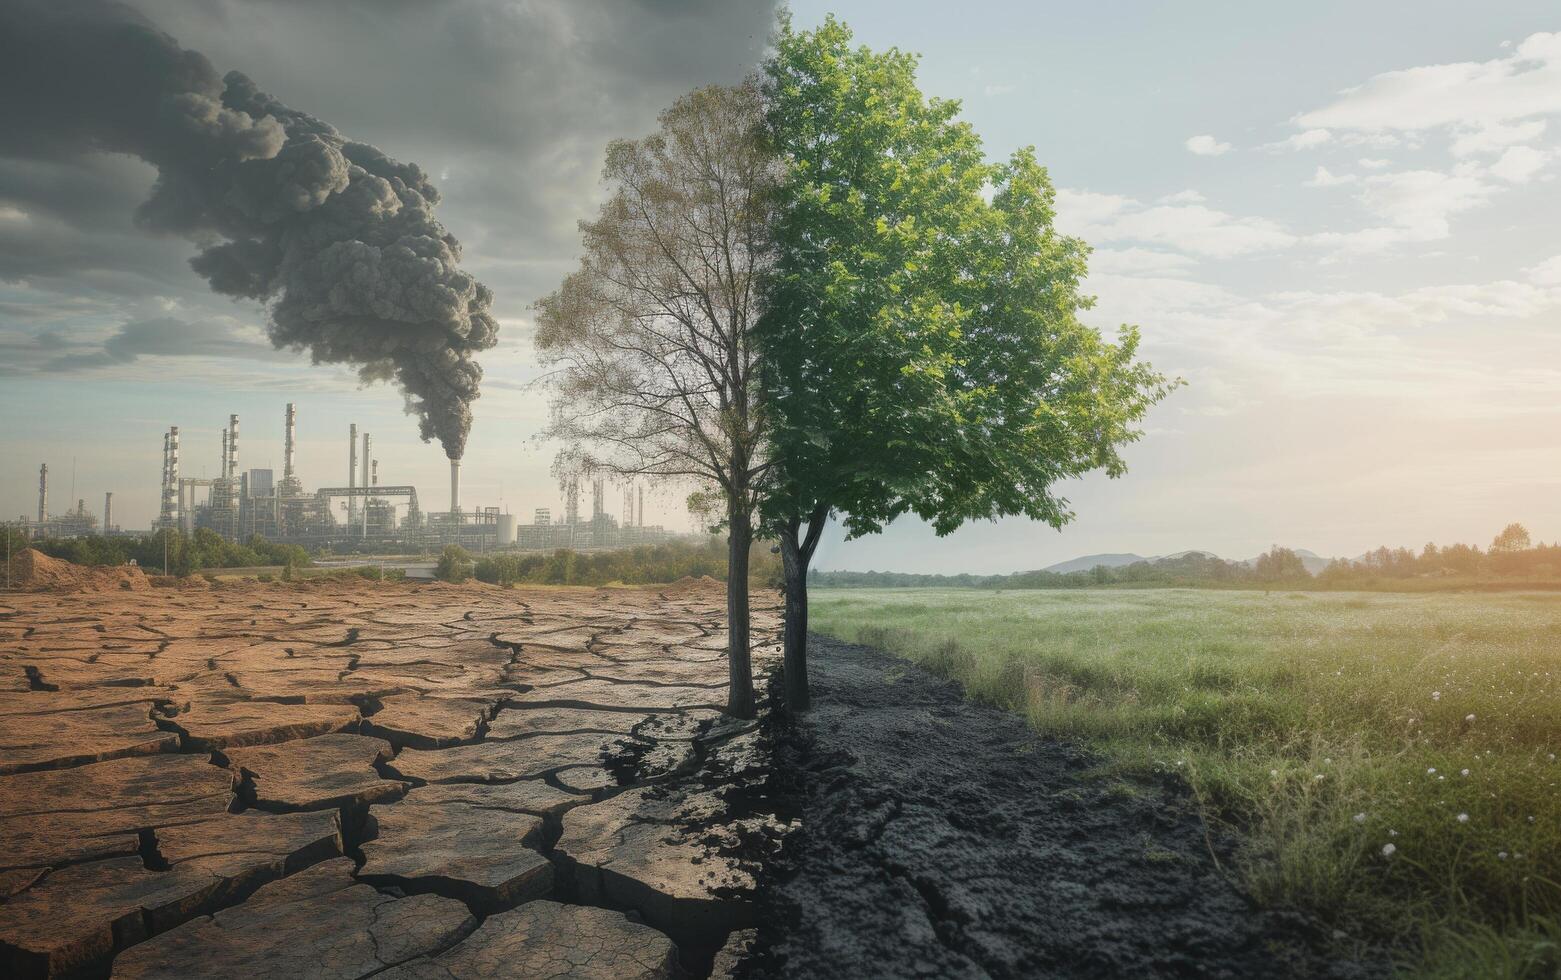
[128,402,674,553]
[9,463,111,538]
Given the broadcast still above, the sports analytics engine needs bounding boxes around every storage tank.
[496,513,517,545]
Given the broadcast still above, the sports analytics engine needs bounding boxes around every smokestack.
[0,3,498,461]
[348,423,358,527]
[450,460,461,517]
[37,463,46,524]
[169,426,180,529]
[284,403,296,481]
[159,431,169,524]
[228,414,239,490]
[104,492,112,534]
[220,428,228,480]
[371,459,378,487]
[637,486,644,528]
[361,432,371,533]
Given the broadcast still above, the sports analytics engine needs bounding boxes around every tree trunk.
[779,505,828,713]
[725,503,755,719]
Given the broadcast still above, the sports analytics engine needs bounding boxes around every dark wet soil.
[744,636,1388,980]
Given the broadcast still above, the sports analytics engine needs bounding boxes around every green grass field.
[810,588,1561,978]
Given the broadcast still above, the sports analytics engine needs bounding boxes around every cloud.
[32,316,292,373]
[1058,189,1295,259]
[1489,144,1552,183]
[1306,166,1356,187]
[1087,248,1198,277]
[1296,32,1561,133]
[1265,128,1333,151]
[1158,189,1206,204]
[1528,255,1561,285]
[1358,158,1391,169]
[1308,165,1501,253]
[1185,134,1232,156]
[1450,119,1548,156]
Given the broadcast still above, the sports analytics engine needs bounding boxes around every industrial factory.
[15,403,672,553]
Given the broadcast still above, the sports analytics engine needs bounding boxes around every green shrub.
[435,545,474,583]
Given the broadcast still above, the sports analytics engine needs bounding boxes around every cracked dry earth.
[0,577,782,979]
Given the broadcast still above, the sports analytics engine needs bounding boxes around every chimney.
[220,428,228,480]
[228,415,239,487]
[284,403,296,480]
[449,459,461,517]
[361,432,371,533]
[348,423,358,526]
[104,492,113,534]
[169,426,180,528]
[637,485,644,528]
[37,463,47,524]
[371,459,378,487]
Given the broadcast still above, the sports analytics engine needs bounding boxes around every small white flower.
[1465,714,1476,723]
[1461,769,1470,777]
[1427,767,1437,775]
[1381,843,1396,857]
[1314,773,1325,781]
[1353,812,1367,824]
[1498,852,1508,860]
[1457,813,1470,823]
[1432,691,1441,701]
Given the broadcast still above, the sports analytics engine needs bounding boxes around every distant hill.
[1042,553,1147,574]
[1043,547,1334,576]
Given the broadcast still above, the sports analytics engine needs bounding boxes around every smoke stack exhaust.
[371,459,378,487]
[104,491,112,534]
[228,414,239,488]
[169,426,180,529]
[220,428,228,480]
[450,460,461,517]
[37,463,46,524]
[284,403,296,480]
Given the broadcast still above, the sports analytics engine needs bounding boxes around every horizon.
[5,0,1561,576]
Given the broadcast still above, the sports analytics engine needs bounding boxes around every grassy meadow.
[810,588,1561,978]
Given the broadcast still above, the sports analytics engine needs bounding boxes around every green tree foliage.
[1252,546,1307,582]
[26,530,308,576]
[1490,522,1532,554]
[757,16,1175,707]
[473,537,780,588]
[434,544,474,584]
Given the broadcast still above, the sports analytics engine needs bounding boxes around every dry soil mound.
[3,548,148,593]
[663,575,725,599]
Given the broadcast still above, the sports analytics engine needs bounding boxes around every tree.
[1490,522,1531,554]
[435,544,473,584]
[1253,546,1308,582]
[535,82,777,718]
[757,17,1175,709]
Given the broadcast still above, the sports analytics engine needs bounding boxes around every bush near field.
[5,526,310,576]
[463,537,782,588]
[813,588,1561,979]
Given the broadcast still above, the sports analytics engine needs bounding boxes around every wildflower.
[1269,769,1279,778]
[1382,843,1396,857]
[1314,774,1325,781]
[1353,812,1366,825]
[1389,829,1399,836]
[1427,767,1437,775]
[1432,691,1441,701]
[1498,852,1508,860]
[1461,769,1470,777]
[1465,714,1475,723]
[1457,813,1469,823]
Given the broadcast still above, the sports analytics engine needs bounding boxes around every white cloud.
[1450,119,1547,156]
[1266,128,1333,151]
[1087,248,1198,277]
[1058,190,1296,259]
[1489,144,1552,183]
[1158,189,1206,204]
[1306,166,1356,187]
[1296,32,1561,133]
[1358,158,1391,169]
[1185,134,1232,156]
[1528,255,1561,284]
[1310,166,1499,253]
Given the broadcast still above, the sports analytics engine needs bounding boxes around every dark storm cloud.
[40,316,285,371]
[0,0,502,459]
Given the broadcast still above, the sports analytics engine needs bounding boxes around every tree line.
[809,525,1559,591]
[534,15,1174,716]
[431,538,783,589]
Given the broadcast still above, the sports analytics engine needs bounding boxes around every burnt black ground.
[744,636,1388,980]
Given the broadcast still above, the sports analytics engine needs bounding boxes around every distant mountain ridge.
[1042,547,1334,576]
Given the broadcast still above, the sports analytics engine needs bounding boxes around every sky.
[2,0,1559,574]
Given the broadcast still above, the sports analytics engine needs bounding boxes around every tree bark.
[725,501,755,719]
[779,504,828,712]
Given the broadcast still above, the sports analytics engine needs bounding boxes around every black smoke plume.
[0,0,498,459]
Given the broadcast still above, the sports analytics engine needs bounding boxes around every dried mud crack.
[0,575,777,979]
[743,636,1391,980]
